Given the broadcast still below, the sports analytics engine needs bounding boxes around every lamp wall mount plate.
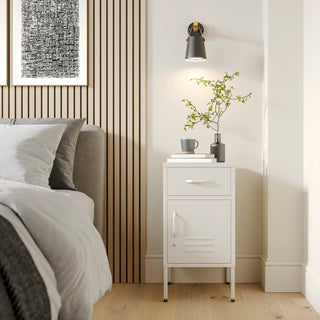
[187,22,204,36]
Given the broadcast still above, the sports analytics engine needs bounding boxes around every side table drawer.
[167,167,231,196]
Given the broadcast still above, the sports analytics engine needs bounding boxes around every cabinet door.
[167,200,231,264]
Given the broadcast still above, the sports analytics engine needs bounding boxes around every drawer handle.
[172,211,177,237]
[185,179,208,184]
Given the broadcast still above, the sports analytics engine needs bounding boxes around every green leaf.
[182,73,251,131]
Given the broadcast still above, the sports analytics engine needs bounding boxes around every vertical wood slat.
[36,87,42,117]
[140,0,146,283]
[81,87,87,121]
[120,0,127,283]
[107,0,114,279]
[28,87,35,118]
[22,87,28,118]
[2,86,9,118]
[0,0,146,284]
[61,87,68,118]
[126,0,134,283]
[113,0,120,284]
[9,0,13,119]
[68,87,75,118]
[94,0,101,127]
[9,86,15,118]
[55,87,61,118]
[100,0,107,247]
[74,87,81,119]
[15,86,21,118]
[87,0,94,125]
[42,87,48,118]
[48,87,55,118]
[133,0,140,283]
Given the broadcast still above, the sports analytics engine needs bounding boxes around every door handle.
[185,179,208,184]
[172,211,177,237]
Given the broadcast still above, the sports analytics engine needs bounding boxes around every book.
[167,158,217,163]
[170,153,215,159]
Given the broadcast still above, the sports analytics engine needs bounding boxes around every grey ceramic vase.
[210,133,225,162]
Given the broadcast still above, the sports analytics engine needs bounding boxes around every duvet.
[0,179,112,320]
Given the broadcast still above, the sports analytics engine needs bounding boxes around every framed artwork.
[12,0,87,86]
[0,0,7,86]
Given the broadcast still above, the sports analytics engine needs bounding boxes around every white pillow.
[0,124,66,187]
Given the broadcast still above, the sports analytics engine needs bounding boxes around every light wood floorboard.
[91,283,320,320]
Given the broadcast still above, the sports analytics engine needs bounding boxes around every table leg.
[226,267,230,284]
[164,266,168,302]
[230,267,235,302]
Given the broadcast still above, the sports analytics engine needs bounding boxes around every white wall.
[261,0,304,292]
[146,0,263,283]
[303,0,320,313]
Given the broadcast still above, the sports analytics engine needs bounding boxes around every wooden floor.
[91,283,320,320]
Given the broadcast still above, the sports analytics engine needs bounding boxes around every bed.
[0,123,112,320]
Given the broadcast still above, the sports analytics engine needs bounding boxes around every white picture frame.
[0,0,7,86]
[12,0,87,86]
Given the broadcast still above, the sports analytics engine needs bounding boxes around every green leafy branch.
[182,72,252,134]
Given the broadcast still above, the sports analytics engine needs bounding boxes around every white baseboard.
[260,256,303,292]
[145,253,261,283]
[303,264,320,315]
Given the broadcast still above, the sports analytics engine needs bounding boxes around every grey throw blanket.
[0,215,51,320]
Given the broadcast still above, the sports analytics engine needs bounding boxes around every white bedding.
[0,179,112,320]
[55,189,95,223]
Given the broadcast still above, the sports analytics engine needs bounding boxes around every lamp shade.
[185,32,206,61]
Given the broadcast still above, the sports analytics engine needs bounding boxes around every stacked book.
[167,153,217,163]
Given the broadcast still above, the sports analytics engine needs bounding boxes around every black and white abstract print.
[21,0,80,78]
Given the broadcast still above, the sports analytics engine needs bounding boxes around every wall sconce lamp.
[185,21,207,61]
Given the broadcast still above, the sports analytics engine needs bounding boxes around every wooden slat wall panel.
[1,0,146,284]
